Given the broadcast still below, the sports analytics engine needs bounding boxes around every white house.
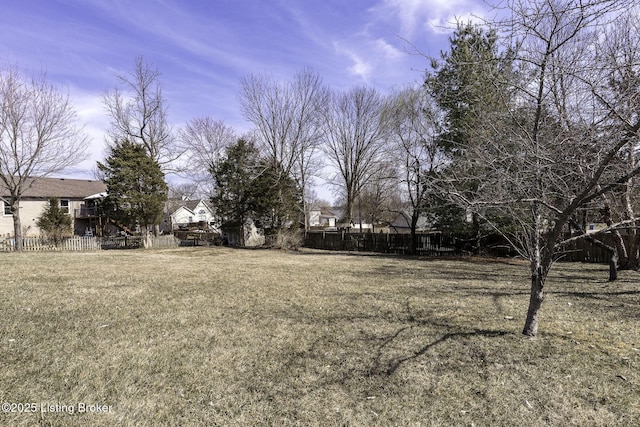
[162,199,218,233]
[309,207,339,229]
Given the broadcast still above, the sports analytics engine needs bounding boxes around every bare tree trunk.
[143,227,152,249]
[612,230,629,270]
[345,193,354,228]
[409,213,419,255]
[523,218,548,337]
[523,264,546,337]
[11,200,22,252]
[472,212,482,254]
[609,252,619,282]
[614,230,640,272]
[303,198,309,233]
[582,231,618,282]
[625,229,639,271]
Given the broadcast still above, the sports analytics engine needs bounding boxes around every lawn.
[0,247,638,426]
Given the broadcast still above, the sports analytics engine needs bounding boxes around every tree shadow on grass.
[549,289,640,320]
[250,296,608,418]
[294,247,526,265]
[367,325,512,376]
[553,289,640,298]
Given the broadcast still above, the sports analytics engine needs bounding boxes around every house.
[0,177,106,237]
[309,207,339,229]
[348,218,374,231]
[379,211,434,234]
[161,199,218,233]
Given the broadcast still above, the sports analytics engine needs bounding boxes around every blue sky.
[1,0,489,196]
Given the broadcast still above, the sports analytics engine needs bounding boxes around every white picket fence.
[150,235,181,248]
[0,235,180,252]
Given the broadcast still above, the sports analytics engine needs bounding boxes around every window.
[3,201,11,216]
[60,199,70,214]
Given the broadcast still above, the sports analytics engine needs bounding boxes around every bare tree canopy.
[239,68,328,230]
[386,86,445,253]
[0,64,89,251]
[322,86,390,225]
[355,160,401,231]
[177,117,237,196]
[103,56,177,167]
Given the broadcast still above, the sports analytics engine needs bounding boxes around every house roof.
[0,177,106,199]
[310,206,341,218]
[389,211,432,230]
[318,209,338,218]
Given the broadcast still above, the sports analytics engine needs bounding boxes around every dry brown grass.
[0,247,638,426]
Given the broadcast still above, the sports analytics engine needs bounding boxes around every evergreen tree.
[97,139,168,235]
[36,197,73,245]
[250,160,302,232]
[426,22,515,251]
[427,22,513,153]
[210,139,260,228]
[211,139,302,237]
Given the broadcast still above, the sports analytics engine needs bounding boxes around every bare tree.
[322,86,390,226]
[239,68,328,231]
[442,0,640,336]
[387,86,444,254]
[177,117,237,197]
[356,161,401,232]
[168,182,200,201]
[588,9,640,277]
[103,56,177,167]
[0,65,88,251]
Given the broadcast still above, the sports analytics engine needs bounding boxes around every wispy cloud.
[373,0,488,36]
[0,0,489,187]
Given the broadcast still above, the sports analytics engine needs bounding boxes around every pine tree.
[210,139,260,228]
[211,139,302,238]
[426,22,515,251]
[36,197,73,245]
[427,22,513,153]
[97,139,168,236]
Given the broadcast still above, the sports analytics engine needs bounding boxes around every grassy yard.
[0,247,638,426]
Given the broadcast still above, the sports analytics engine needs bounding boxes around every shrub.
[36,198,72,245]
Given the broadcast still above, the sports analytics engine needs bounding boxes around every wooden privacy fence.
[0,235,180,252]
[304,231,464,256]
[559,234,635,264]
[304,231,633,264]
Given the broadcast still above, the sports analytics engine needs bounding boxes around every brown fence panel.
[558,233,633,264]
[304,231,631,264]
[303,231,464,256]
[100,236,143,250]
